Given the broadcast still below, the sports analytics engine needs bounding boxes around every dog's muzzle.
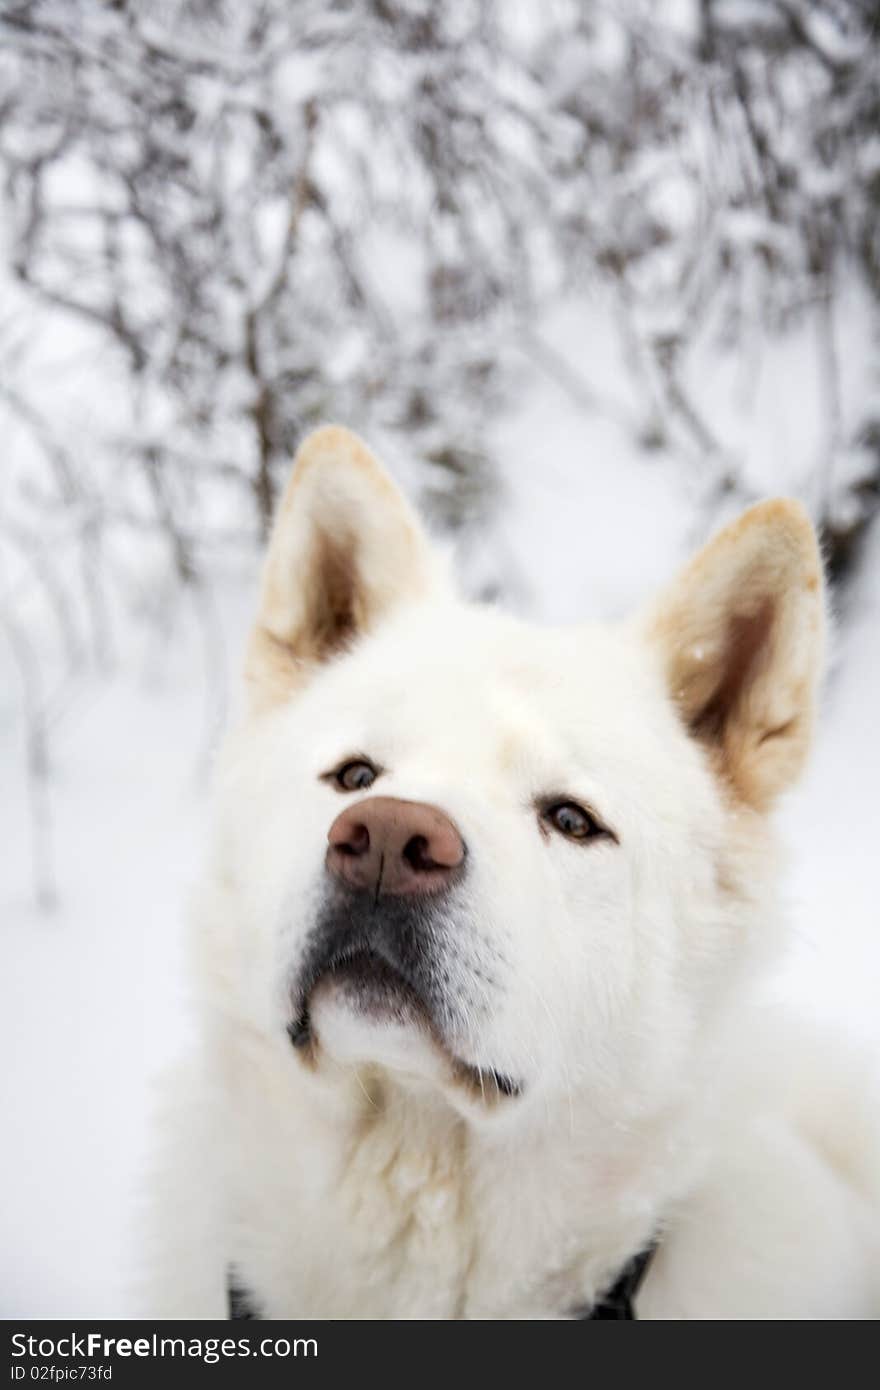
[287,796,521,1102]
[288,882,453,1046]
[288,796,466,1046]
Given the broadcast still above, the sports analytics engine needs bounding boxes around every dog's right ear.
[245,426,441,711]
[641,499,825,811]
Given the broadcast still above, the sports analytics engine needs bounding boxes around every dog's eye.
[541,800,612,843]
[332,759,379,793]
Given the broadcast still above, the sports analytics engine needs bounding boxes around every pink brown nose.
[326,796,465,898]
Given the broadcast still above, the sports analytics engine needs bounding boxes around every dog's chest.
[230,1110,634,1319]
[237,1118,476,1317]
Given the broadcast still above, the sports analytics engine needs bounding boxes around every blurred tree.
[2,0,878,580]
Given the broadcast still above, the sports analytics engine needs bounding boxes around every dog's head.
[206,426,824,1121]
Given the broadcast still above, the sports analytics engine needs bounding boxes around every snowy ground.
[1,304,879,1318]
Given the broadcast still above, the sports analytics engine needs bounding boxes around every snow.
[0,599,220,1317]
[772,550,880,1043]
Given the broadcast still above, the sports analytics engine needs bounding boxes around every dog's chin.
[288,952,523,1108]
[302,952,446,1084]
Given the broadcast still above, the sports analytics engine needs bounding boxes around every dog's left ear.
[245,425,442,710]
[643,500,826,810]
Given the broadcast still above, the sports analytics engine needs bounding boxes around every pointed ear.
[642,500,826,810]
[245,426,441,710]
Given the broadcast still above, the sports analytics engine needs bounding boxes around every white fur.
[142,430,880,1319]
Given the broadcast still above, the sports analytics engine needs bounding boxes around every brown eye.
[542,800,610,843]
[333,759,379,793]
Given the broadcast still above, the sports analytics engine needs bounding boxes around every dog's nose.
[326,796,465,898]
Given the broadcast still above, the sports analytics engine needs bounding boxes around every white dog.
[145,426,880,1318]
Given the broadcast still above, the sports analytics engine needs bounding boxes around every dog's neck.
[219,1026,710,1317]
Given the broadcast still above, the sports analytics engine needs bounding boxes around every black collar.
[574,1242,656,1319]
[227,1274,259,1320]
[227,1242,656,1321]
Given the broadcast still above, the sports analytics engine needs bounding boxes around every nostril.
[403,834,440,872]
[335,823,370,857]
